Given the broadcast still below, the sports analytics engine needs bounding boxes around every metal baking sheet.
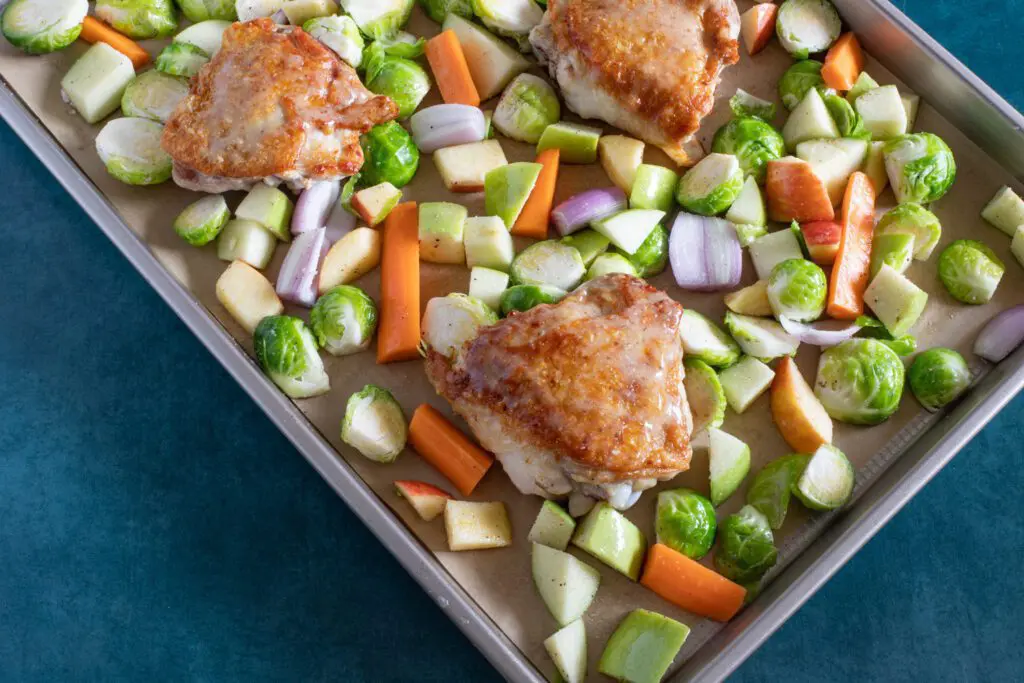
[2,1,1022,680]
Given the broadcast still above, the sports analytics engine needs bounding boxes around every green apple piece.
[561,229,610,267]
[981,186,1024,237]
[870,232,915,279]
[531,543,601,625]
[863,140,888,194]
[846,71,879,104]
[442,13,529,100]
[485,161,543,228]
[598,609,690,683]
[724,312,800,362]
[629,164,678,213]
[1013,226,1024,270]
[725,280,773,317]
[174,194,230,246]
[419,201,468,264]
[795,138,868,206]
[544,619,587,683]
[678,308,742,369]
[585,253,638,281]
[60,42,135,124]
[216,219,277,270]
[902,93,920,133]
[864,264,928,338]
[591,209,664,256]
[735,223,768,248]
[464,215,515,271]
[708,427,751,507]
[854,85,907,141]
[749,228,805,280]
[282,0,335,26]
[793,444,855,510]
[719,355,776,414]
[434,139,508,192]
[684,357,726,435]
[571,502,646,580]
[782,87,839,151]
[725,176,766,227]
[468,267,509,311]
[235,184,294,242]
[537,122,602,164]
[174,19,231,55]
[528,500,577,551]
[599,134,645,191]
[351,181,401,227]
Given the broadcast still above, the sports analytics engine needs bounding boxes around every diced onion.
[408,104,487,154]
[277,227,326,307]
[974,305,1024,363]
[779,316,862,347]
[292,179,340,236]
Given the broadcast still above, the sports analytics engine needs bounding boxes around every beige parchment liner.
[2,3,1022,679]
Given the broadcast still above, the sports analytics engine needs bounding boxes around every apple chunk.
[741,2,777,55]
[215,260,284,334]
[434,139,508,193]
[318,227,381,294]
[598,134,645,192]
[795,138,868,206]
[801,220,843,265]
[771,356,833,453]
[351,182,401,227]
[444,500,512,551]
[394,480,453,522]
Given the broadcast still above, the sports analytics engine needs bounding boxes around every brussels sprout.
[684,358,726,435]
[341,385,407,463]
[417,0,472,23]
[470,0,542,51]
[155,42,209,78]
[339,173,360,214]
[309,286,379,356]
[421,293,497,358]
[775,0,841,59]
[870,232,915,279]
[304,15,364,68]
[714,505,778,584]
[340,0,414,40]
[815,338,905,425]
[883,133,956,205]
[777,60,828,111]
[856,316,918,356]
[767,258,827,322]
[793,444,855,510]
[907,347,970,412]
[360,122,420,188]
[655,489,716,560]
[173,194,230,246]
[492,74,560,144]
[875,203,942,261]
[253,315,330,398]
[510,241,586,291]
[746,454,809,530]
[616,223,668,278]
[711,117,785,183]
[500,284,566,315]
[120,70,189,123]
[585,253,637,281]
[730,88,776,121]
[676,153,745,216]
[95,0,177,40]
[374,31,426,59]
[1,0,87,53]
[937,239,1004,305]
[95,117,173,186]
[679,309,742,369]
[364,43,431,119]
[823,94,869,140]
[176,0,235,21]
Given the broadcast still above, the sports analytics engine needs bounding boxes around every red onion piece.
[277,227,325,307]
[669,212,742,291]
[551,188,627,236]
[270,9,288,23]
[409,104,487,154]
[974,305,1024,362]
[291,180,340,236]
[779,316,862,347]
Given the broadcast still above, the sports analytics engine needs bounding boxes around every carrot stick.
[79,16,150,69]
[425,30,480,107]
[640,544,747,622]
[821,33,865,92]
[409,405,494,496]
[512,148,559,239]
[827,172,876,319]
[377,202,421,363]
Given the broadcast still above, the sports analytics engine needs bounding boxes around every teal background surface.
[1,2,1023,680]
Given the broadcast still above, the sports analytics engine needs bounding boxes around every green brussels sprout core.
[309,286,379,356]
[421,293,498,358]
[767,258,827,322]
[120,70,189,123]
[730,88,776,121]
[500,284,566,316]
[418,0,473,23]
[775,0,842,59]
[360,121,420,188]
[883,133,956,205]
[777,60,827,111]
[938,239,1005,305]
[711,117,785,183]
[676,153,745,216]
[341,384,407,463]
[875,203,942,261]
[823,94,869,139]
[655,489,716,560]
[254,316,330,398]
[492,73,560,144]
[908,347,970,412]
[714,505,778,584]
[1,0,87,54]
[618,223,669,278]
[95,117,173,186]
[364,43,431,119]
[746,454,809,529]
[176,0,235,22]
[94,0,178,40]
[815,338,905,425]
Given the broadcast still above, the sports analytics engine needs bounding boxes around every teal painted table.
[1,3,1022,680]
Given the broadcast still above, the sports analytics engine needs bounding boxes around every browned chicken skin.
[162,19,398,193]
[425,275,692,511]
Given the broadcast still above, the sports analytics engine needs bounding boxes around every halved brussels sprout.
[421,293,498,358]
[510,241,586,291]
[823,94,869,140]
[746,454,809,530]
[309,286,379,356]
[155,42,208,78]
[814,338,905,425]
[94,0,177,40]
[775,0,841,59]
[121,70,189,123]
[341,384,407,463]
[470,0,542,51]
[767,258,827,322]
[417,0,473,23]
[95,117,173,186]
[492,74,560,144]
[777,60,828,111]
[253,315,330,398]
[364,43,431,119]
[304,15,364,69]
[176,0,235,21]
[655,489,716,560]
[340,0,414,40]
[676,153,745,216]
[361,121,420,188]
[173,194,230,246]
[585,253,637,281]
[616,223,669,278]
[711,117,785,183]
[730,88,776,121]
[500,284,566,316]
[875,203,942,261]
[1,0,87,53]
[937,239,1004,305]
[374,31,425,59]
[908,347,970,412]
[883,133,956,205]
[714,505,778,584]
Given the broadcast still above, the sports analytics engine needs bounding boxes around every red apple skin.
[802,220,843,265]
[394,480,454,521]
[771,357,833,453]
[741,4,778,55]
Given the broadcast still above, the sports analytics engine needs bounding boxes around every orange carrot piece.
[512,148,560,239]
[408,405,494,496]
[827,172,876,319]
[377,202,421,363]
[79,16,150,69]
[640,544,747,622]
[821,33,865,92]
[425,30,481,107]
[765,157,835,223]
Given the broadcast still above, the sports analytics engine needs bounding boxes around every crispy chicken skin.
[162,19,398,193]
[530,0,740,166]
[425,275,693,510]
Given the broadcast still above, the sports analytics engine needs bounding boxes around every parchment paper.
[2,3,1022,679]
